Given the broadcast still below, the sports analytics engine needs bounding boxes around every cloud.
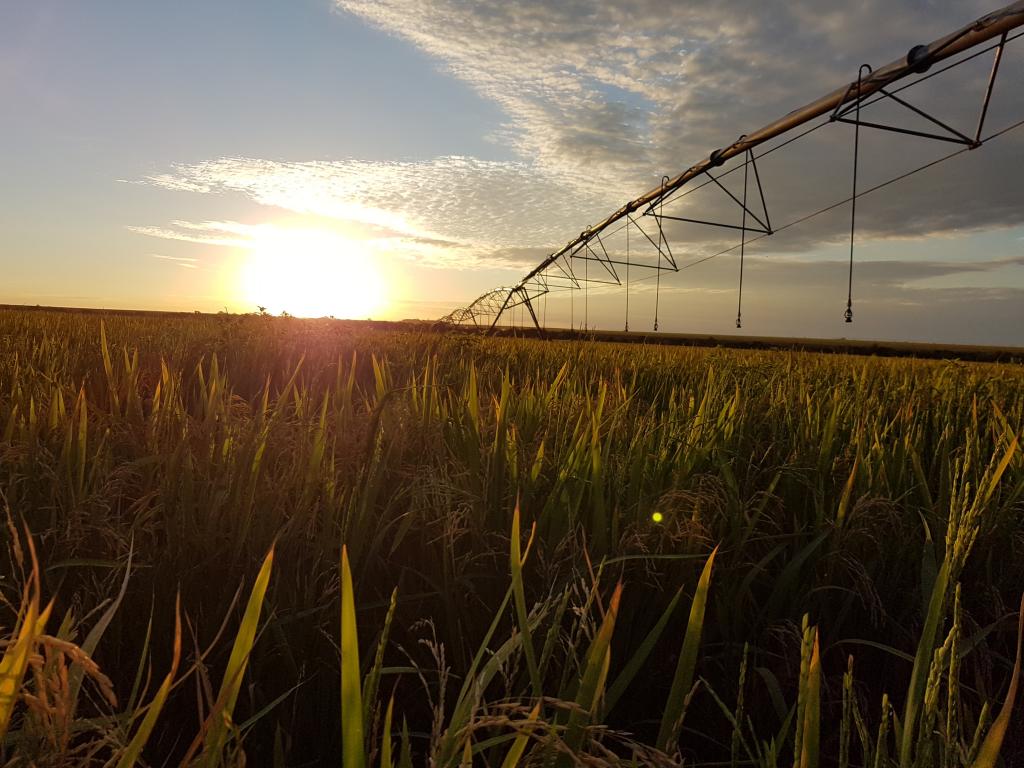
[129,220,251,248]
[130,215,551,273]
[150,253,200,268]
[135,0,1024,306]
[138,156,617,267]
[332,0,1024,251]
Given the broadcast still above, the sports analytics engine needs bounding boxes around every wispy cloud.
[131,221,253,248]
[150,253,200,268]
[130,215,553,273]
[137,157,618,267]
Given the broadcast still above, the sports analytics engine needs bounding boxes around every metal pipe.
[514,1,1024,291]
[976,31,1009,142]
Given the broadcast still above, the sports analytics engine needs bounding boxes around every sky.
[2,0,1022,345]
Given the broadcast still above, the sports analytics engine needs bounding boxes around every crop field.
[0,307,1021,767]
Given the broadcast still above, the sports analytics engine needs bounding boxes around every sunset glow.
[239,227,385,318]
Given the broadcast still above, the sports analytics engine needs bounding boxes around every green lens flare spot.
[651,512,664,523]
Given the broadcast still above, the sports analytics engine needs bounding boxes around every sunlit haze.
[239,227,385,318]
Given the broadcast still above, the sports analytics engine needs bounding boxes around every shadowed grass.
[0,309,1021,765]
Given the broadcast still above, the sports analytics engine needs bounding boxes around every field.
[0,307,1022,767]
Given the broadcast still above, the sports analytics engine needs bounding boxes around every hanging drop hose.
[737,150,749,328]
[654,176,669,331]
[846,64,871,323]
[625,218,630,332]
[584,244,589,331]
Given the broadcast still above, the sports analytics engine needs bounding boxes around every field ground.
[4,304,1022,363]
[0,307,1022,766]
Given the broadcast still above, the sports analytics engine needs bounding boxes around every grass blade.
[363,587,398,735]
[562,582,623,762]
[0,527,52,741]
[70,539,134,717]
[511,501,542,700]
[969,592,1024,768]
[116,595,182,768]
[899,557,950,767]
[658,544,718,753]
[798,629,821,768]
[499,702,540,768]
[381,695,395,768]
[604,586,683,715]
[0,600,51,740]
[197,545,275,764]
[341,545,366,768]
[398,717,413,768]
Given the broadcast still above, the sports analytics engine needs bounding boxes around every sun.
[239,227,386,318]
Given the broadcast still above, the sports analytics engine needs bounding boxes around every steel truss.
[437,3,1024,333]
[437,285,543,330]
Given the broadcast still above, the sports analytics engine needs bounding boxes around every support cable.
[975,31,1008,143]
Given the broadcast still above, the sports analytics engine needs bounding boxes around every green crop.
[0,308,1021,766]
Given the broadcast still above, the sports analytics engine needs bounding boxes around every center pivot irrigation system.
[439,2,1024,334]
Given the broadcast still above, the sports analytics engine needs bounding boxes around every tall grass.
[0,308,1021,764]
